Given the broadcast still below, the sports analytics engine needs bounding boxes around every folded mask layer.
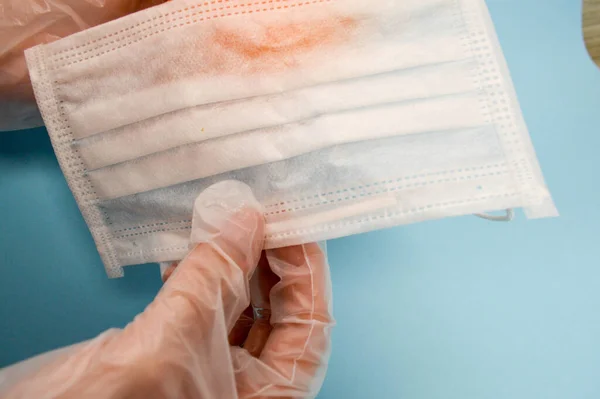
[25,0,557,277]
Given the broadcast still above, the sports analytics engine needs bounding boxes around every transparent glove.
[0,0,166,131]
[1,181,335,398]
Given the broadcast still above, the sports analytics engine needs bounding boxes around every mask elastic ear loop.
[475,209,514,222]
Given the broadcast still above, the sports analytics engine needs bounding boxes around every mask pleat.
[98,125,506,231]
[75,60,476,170]
[87,92,487,200]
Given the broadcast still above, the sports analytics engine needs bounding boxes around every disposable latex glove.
[1,181,335,398]
[0,0,166,131]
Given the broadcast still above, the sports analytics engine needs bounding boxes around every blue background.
[1,0,599,397]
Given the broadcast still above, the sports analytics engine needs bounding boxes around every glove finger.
[263,244,334,388]
[98,182,265,398]
[233,243,335,398]
[136,181,264,342]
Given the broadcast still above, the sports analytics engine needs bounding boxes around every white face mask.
[25,0,557,277]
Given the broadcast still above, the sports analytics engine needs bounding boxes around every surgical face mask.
[25,0,557,277]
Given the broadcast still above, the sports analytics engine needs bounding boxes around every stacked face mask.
[25,0,557,277]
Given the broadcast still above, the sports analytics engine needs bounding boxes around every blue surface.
[1,0,599,397]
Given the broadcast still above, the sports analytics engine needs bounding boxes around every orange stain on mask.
[149,15,360,86]
[212,16,359,72]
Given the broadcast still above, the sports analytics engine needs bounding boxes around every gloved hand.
[0,0,166,131]
[1,181,334,398]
